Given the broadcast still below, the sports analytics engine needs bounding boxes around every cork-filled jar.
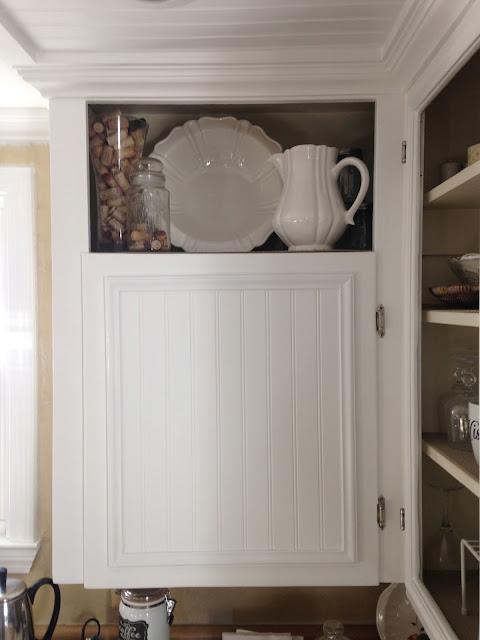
[126,157,171,251]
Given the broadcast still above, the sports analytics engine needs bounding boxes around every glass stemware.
[424,484,463,571]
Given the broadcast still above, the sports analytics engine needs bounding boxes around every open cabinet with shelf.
[87,102,376,254]
[420,47,480,640]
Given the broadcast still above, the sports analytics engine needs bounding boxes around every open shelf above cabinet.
[422,434,479,497]
[424,161,480,209]
[423,309,479,327]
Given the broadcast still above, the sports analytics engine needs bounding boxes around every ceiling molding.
[406,0,480,110]
[0,6,37,64]
[385,0,476,84]
[0,108,49,142]
[34,43,383,67]
[380,0,436,69]
[17,61,397,101]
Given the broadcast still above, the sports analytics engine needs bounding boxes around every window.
[0,166,39,572]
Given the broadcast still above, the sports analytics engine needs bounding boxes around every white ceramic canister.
[469,402,479,465]
[467,143,480,166]
[119,589,176,640]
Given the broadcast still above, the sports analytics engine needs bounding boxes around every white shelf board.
[424,161,480,209]
[422,309,479,327]
[422,434,479,497]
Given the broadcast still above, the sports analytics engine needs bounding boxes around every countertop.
[44,624,380,640]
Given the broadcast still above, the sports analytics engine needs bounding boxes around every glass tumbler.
[126,157,171,252]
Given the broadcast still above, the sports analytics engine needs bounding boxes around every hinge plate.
[402,140,407,164]
[376,305,385,338]
[377,496,386,530]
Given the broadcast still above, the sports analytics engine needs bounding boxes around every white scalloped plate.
[151,116,282,252]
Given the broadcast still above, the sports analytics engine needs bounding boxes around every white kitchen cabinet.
[48,94,406,590]
[21,0,479,636]
[416,58,480,639]
[81,252,377,587]
[403,43,480,640]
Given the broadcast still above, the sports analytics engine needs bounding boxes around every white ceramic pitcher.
[268,144,370,251]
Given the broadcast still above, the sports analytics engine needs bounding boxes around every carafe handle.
[332,156,370,225]
[27,578,61,640]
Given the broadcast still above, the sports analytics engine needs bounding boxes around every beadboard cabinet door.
[82,252,377,588]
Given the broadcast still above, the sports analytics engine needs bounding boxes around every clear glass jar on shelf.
[126,157,171,252]
[439,352,478,447]
[89,109,149,251]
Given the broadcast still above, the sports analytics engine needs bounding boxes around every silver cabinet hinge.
[376,305,385,338]
[377,496,386,530]
[400,508,405,531]
[402,140,407,164]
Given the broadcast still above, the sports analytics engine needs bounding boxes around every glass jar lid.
[120,588,168,606]
[321,620,348,639]
[130,157,166,186]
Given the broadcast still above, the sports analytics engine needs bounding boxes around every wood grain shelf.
[424,161,480,209]
[422,434,479,497]
[422,309,479,327]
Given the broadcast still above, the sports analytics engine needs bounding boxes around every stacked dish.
[430,253,479,308]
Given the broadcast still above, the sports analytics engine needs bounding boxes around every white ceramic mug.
[468,402,479,465]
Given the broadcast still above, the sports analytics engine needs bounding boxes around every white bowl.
[151,116,283,252]
[449,253,480,286]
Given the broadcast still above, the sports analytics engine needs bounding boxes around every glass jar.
[89,109,149,251]
[439,355,478,447]
[318,620,350,640]
[126,157,170,252]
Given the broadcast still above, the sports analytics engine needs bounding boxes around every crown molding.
[406,0,480,110]
[0,8,37,64]
[35,43,382,67]
[0,108,49,143]
[385,0,477,87]
[381,0,436,70]
[17,60,397,101]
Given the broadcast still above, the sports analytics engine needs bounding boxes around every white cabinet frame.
[403,4,480,638]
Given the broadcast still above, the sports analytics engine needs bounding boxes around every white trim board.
[0,166,40,573]
[0,109,49,143]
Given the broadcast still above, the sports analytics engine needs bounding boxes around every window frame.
[0,166,39,572]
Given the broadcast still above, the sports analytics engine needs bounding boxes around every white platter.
[151,116,283,252]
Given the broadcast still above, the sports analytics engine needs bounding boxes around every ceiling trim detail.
[17,61,396,100]
[0,108,49,142]
[9,0,479,102]
[381,0,436,69]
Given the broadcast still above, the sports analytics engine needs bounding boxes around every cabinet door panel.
[82,253,377,587]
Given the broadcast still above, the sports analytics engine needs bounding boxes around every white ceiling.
[0,0,411,56]
[0,0,419,107]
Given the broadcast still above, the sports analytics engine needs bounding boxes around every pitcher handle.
[332,156,370,225]
[27,578,61,640]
